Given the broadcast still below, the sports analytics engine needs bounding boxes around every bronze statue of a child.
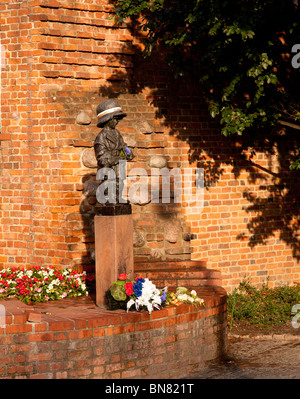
[94,100,134,204]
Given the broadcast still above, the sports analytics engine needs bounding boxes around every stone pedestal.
[94,204,134,307]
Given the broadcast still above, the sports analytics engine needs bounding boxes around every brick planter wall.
[0,287,226,379]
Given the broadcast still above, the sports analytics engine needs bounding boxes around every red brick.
[125,324,135,333]
[87,316,122,328]
[0,356,13,366]
[34,322,48,332]
[54,332,68,340]
[28,353,52,362]
[163,316,177,327]
[153,320,163,329]
[68,329,92,339]
[48,320,75,331]
[28,333,54,342]
[93,328,105,337]
[135,321,153,332]
[5,324,32,334]
[27,311,42,323]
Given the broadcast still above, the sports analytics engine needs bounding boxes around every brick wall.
[0,0,299,290]
[0,292,227,379]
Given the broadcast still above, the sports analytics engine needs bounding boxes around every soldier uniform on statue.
[94,99,134,207]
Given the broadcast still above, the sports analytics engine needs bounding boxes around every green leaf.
[110,284,127,301]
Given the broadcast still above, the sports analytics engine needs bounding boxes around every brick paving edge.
[228,332,300,341]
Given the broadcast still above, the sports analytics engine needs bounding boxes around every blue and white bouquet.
[107,274,167,314]
[107,274,204,314]
[126,277,167,314]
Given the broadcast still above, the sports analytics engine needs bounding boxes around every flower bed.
[0,266,88,304]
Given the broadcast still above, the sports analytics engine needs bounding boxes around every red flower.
[118,273,127,280]
[125,282,133,296]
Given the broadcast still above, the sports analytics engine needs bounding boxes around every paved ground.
[187,334,300,379]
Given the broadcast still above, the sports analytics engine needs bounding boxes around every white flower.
[142,279,156,296]
[127,299,135,311]
[147,302,153,314]
[136,296,147,307]
[191,290,197,297]
[51,278,60,286]
[178,294,188,301]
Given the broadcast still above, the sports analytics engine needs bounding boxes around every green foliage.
[290,146,300,170]
[227,278,300,327]
[113,0,300,145]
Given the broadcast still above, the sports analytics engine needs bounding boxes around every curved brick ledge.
[0,287,226,379]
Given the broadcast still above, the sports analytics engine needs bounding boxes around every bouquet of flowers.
[166,287,205,307]
[107,273,167,314]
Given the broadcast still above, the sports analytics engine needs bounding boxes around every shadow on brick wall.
[95,20,300,264]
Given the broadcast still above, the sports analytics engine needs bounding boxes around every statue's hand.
[123,146,134,161]
[126,152,134,161]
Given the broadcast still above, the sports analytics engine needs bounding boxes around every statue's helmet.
[96,99,127,127]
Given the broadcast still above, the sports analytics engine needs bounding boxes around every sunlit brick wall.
[0,0,299,290]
